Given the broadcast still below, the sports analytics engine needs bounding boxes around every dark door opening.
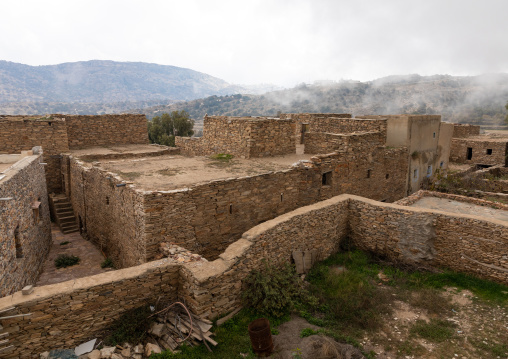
[300,123,309,144]
[467,147,473,160]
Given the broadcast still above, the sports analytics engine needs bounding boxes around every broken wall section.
[304,131,385,155]
[452,124,481,138]
[0,117,69,193]
[0,152,51,297]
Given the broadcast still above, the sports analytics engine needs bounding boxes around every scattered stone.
[86,350,100,359]
[145,343,162,356]
[159,243,207,263]
[48,349,78,359]
[133,344,144,354]
[22,285,34,295]
[40,352,49,359]
[99,346,116,358]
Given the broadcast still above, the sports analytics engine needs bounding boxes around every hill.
[0,60,244,114]
[135,74,508,126]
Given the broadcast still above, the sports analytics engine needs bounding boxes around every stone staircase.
[51,195,79,234]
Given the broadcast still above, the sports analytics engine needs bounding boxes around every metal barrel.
[248,318,274,357]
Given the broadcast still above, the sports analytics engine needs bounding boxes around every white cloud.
[0,0,507,87]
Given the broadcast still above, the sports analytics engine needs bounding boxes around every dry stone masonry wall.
[0,153,51,297]
[452,124,481,138]
[450,138,508,166]
[1,194,507,357]
[176,116,296,158]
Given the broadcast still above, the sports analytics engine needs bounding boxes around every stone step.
[59,216,77,222]
[62,227,79,234]
[61,222,78,230]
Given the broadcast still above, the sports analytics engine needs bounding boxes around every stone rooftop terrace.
[86,152,313,191]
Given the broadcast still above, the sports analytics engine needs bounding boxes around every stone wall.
[0,152,51,297]
[176,116,296,158]
[279,113,352,137]
[452,124,481,138]
[0,117,69,193]
[394,190,508,210]
[349,196,508,283]
[304,131,385,155]
[64,114,148,149]
[67,157,146,268]
[2,193,507,357]
[450,138,507,166]
[0,259,180,358]
[143,168,306,261]
[0,114,150,193]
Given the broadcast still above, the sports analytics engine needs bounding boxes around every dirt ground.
[270,287,507,359]
[97,153,312,191]
[409,196,508,222]
[268,316,363,359]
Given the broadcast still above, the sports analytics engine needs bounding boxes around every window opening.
[467,147,473,160]
[106,196,110,205]
[413,169,419,180]
[433,132,436,138]
[229,204,233,214]
[322,171,332,186]
[440,161,444,168]
[487,149,492,155]
[427,165,432,177]
[14,226,23,258]
[280,193,283,202]
[385,173,389,179]
[367,169,371,178]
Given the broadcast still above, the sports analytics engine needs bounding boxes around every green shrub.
[210,153,233,161]
[410,319,456,342]
[101,258,115,269]
[242,261,317,318]
[55,254,80,268]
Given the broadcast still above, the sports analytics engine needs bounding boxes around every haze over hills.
[135,74,508,127]
[0,60,249,114]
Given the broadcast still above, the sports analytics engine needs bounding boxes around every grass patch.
[470,338,508,357]
[210,153,233,161]
[59,241,70,246]
[54,254,80,268]
[410,318,456,342]
[101,258,115,269]
[117,171,142,180]
[157,168,181,176]
[104,305,153,346]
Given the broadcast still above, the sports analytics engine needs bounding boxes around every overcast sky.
[1,0,507,87]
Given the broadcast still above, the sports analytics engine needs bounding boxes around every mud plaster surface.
[97,153,313,191]
[410,197,508,222]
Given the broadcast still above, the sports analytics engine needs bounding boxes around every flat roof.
[0,154,22,172]
[91,153,313,191]
[69,144,168,157]
[409,196,508,222]
[455,135,508,143]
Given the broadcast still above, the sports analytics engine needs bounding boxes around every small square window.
[433,132,436,138]
[367,169,371,178]
[487,149,492,155]
[322,171,332,186]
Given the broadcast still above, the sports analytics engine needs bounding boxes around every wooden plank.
[0,308,15,315]
[0,313,31,320]
[0,333,8,339]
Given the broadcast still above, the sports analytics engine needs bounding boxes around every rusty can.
[248,318,274,357]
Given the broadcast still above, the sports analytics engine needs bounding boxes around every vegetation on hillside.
[147,111,194,146]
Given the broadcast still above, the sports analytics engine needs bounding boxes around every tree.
[505,101,508,125]
[147,110,194,146]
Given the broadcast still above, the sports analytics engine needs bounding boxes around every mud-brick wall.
[0,118,69,193]
[348,197,508,283]
[450,138,507,165]
[0,155,51,297]
[304,131,385,155]
[452,124,481,138]
[67,157,146,268]
[143,168,305,261]
[0,260,180,358]
[64,114,148,149]
[179,196,350,318]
